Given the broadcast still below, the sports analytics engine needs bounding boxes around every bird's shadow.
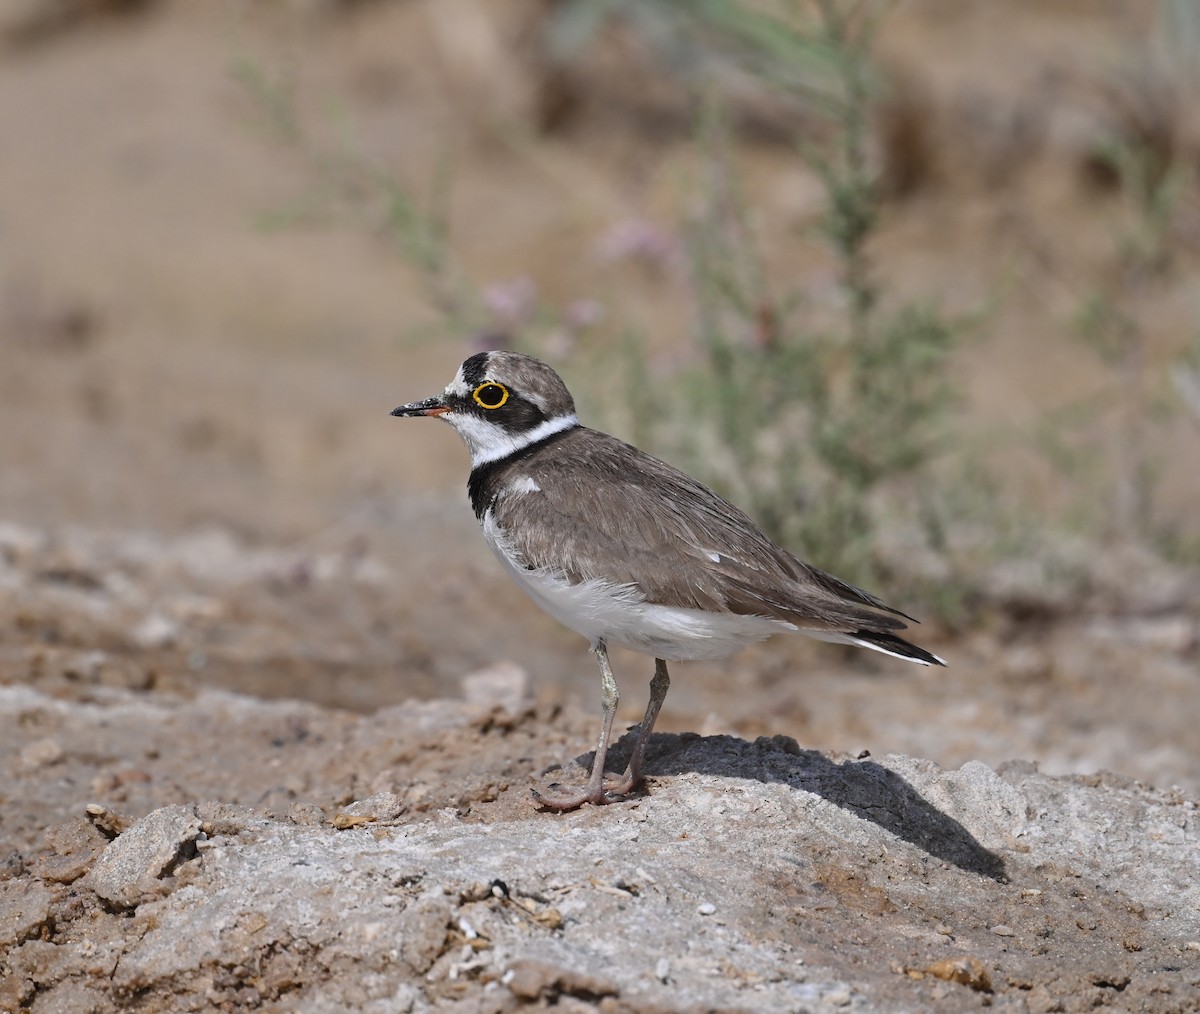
[586,730,1008,882]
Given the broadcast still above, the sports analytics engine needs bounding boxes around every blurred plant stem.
[1067,0,1200,549]
[805,0,879,346]
[231,56,480,338]
[604,0,961,591]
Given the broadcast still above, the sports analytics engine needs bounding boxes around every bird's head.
[391,350,578,466]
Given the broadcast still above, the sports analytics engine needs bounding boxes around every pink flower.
[482,276,538,327]
[597,219,680,270]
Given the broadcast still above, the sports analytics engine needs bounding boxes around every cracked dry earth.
[1,676,1199,1013]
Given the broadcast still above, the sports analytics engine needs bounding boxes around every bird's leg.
[605,658,670,797]
[532,641,622,810]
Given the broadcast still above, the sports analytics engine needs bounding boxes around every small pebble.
[337,790,406,823]
[655,957,670,982]
[824,985,852,1006]
[461,662,530,712]
[132,612,178,649]
[991,924,1015,937]
[287,802,326,826]
[697,902,716,916]
[20,738,64,769]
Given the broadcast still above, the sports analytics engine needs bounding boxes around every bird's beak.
[390,396,450,418]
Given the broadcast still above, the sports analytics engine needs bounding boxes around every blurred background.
[1,0,1198,790]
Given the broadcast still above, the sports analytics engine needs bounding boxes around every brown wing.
[494,427,911,635]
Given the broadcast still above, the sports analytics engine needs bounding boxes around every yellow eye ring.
[472,382,509,410]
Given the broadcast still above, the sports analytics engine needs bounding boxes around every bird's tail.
[845,629,946,666]
[806,627,946,666]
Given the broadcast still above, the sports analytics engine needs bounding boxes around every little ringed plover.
[392,351,944,810]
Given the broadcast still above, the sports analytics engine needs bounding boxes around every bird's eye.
[472,383,509,410]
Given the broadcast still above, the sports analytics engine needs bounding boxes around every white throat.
[445,411,579,467]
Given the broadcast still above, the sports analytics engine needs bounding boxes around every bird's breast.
[479,508,793,660]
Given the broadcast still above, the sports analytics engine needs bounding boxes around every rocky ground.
[1,523,1198,1012]
[2,673,1199,1013]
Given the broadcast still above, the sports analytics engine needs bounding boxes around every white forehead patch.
[444,364,471,399]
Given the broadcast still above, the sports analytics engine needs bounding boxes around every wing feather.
[494,428,911,635]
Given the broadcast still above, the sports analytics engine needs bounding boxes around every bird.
[391,350,944,810]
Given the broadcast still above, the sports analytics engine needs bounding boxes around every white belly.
[481,509,794,660]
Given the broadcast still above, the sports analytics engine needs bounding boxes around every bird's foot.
[531,773,644,811]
